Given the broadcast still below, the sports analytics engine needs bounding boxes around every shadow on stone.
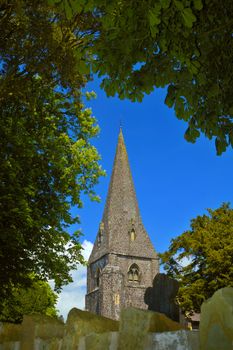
[144,273,180,322]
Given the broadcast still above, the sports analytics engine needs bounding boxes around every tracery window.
[128,264,140,282]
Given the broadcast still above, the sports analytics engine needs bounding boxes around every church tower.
[85,129,159,320]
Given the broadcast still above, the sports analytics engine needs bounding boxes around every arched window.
[128,264,140,282]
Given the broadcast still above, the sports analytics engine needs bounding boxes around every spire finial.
[119,119,123,131]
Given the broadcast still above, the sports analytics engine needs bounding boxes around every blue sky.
[72,78,233,254]
[57,78,233,318]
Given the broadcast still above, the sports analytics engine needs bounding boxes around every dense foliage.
[0,1,104,305]
[95,0,233,154]
[0,276,58,323]
[50,0,233,154]
[160,203,233,314]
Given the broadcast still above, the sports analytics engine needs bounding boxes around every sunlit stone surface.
[200,287,233,350]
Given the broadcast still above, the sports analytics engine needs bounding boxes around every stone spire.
[89,129,157,263]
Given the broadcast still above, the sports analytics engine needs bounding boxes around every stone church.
[85,129,159,320]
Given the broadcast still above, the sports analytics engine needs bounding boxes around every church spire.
[89,129,157,263]
[86,129,159,319]
[102,127,140,226]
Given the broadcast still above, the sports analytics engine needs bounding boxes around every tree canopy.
[95,0,233,154]
[160,203,233,314]
[49,0,233,154]
[0,1,104,304]
[0,275,58,323]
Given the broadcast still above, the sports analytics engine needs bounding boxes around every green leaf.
[47,0,61,5]
[159,37,168,51]
[184,127,200,142]
[208,84,220,97]
[79,61,90,75]
[174,1,184,11]
[229,131,233,147]
[193,0,203,10]
[150,25,159,38]
[182,8,197,28]
[160,0,171,9]
[188,60,200,75]
[215,138,228,155]
[165,85,176,108]
[149,5,161,27]
[64,0,73,20]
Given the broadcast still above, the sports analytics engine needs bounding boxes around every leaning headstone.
[144,273,180,322]
[62,308,119,350]
[118,307,183,350]
[200,287,233,350]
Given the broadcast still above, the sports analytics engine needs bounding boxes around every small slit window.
[128,264,140,282]
[130,228,136,241]
[97,222,104,247]
[128,218,136,242]
[95,268,101,287]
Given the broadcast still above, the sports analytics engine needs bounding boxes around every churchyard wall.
[0,287,232,350]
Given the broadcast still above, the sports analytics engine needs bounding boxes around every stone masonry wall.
[85,289,100,315]
[2,288,233,350]
[86,253,159,320]
[0,306,201,350]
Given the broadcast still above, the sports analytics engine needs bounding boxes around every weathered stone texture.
[62,308,119,349]
[86,130,159,320]
[21,314,64,350]
[0,323,21,343]
[118,307,184,350]
[100,265,125,320]
[146,330,199,350]
[85,289,100,316]
[0,308,199,350]
[78,332,118,350]
[0,315,64,350]
[200,287,233,350]
[78,330,199,350]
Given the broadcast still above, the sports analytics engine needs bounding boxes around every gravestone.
[62,308,119,349]
[118,307,183,350]
[200,287,233,350]
[144,273,180,322]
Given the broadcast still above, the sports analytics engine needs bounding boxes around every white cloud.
[179,256,192,267]
[56,239,93,320]
[81,239,94,261]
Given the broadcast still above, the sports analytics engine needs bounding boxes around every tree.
[49,0,233,154]
[0,1,104,305]
[0,276,58,323]
[160,203,233,314]
[93,0,233,154]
